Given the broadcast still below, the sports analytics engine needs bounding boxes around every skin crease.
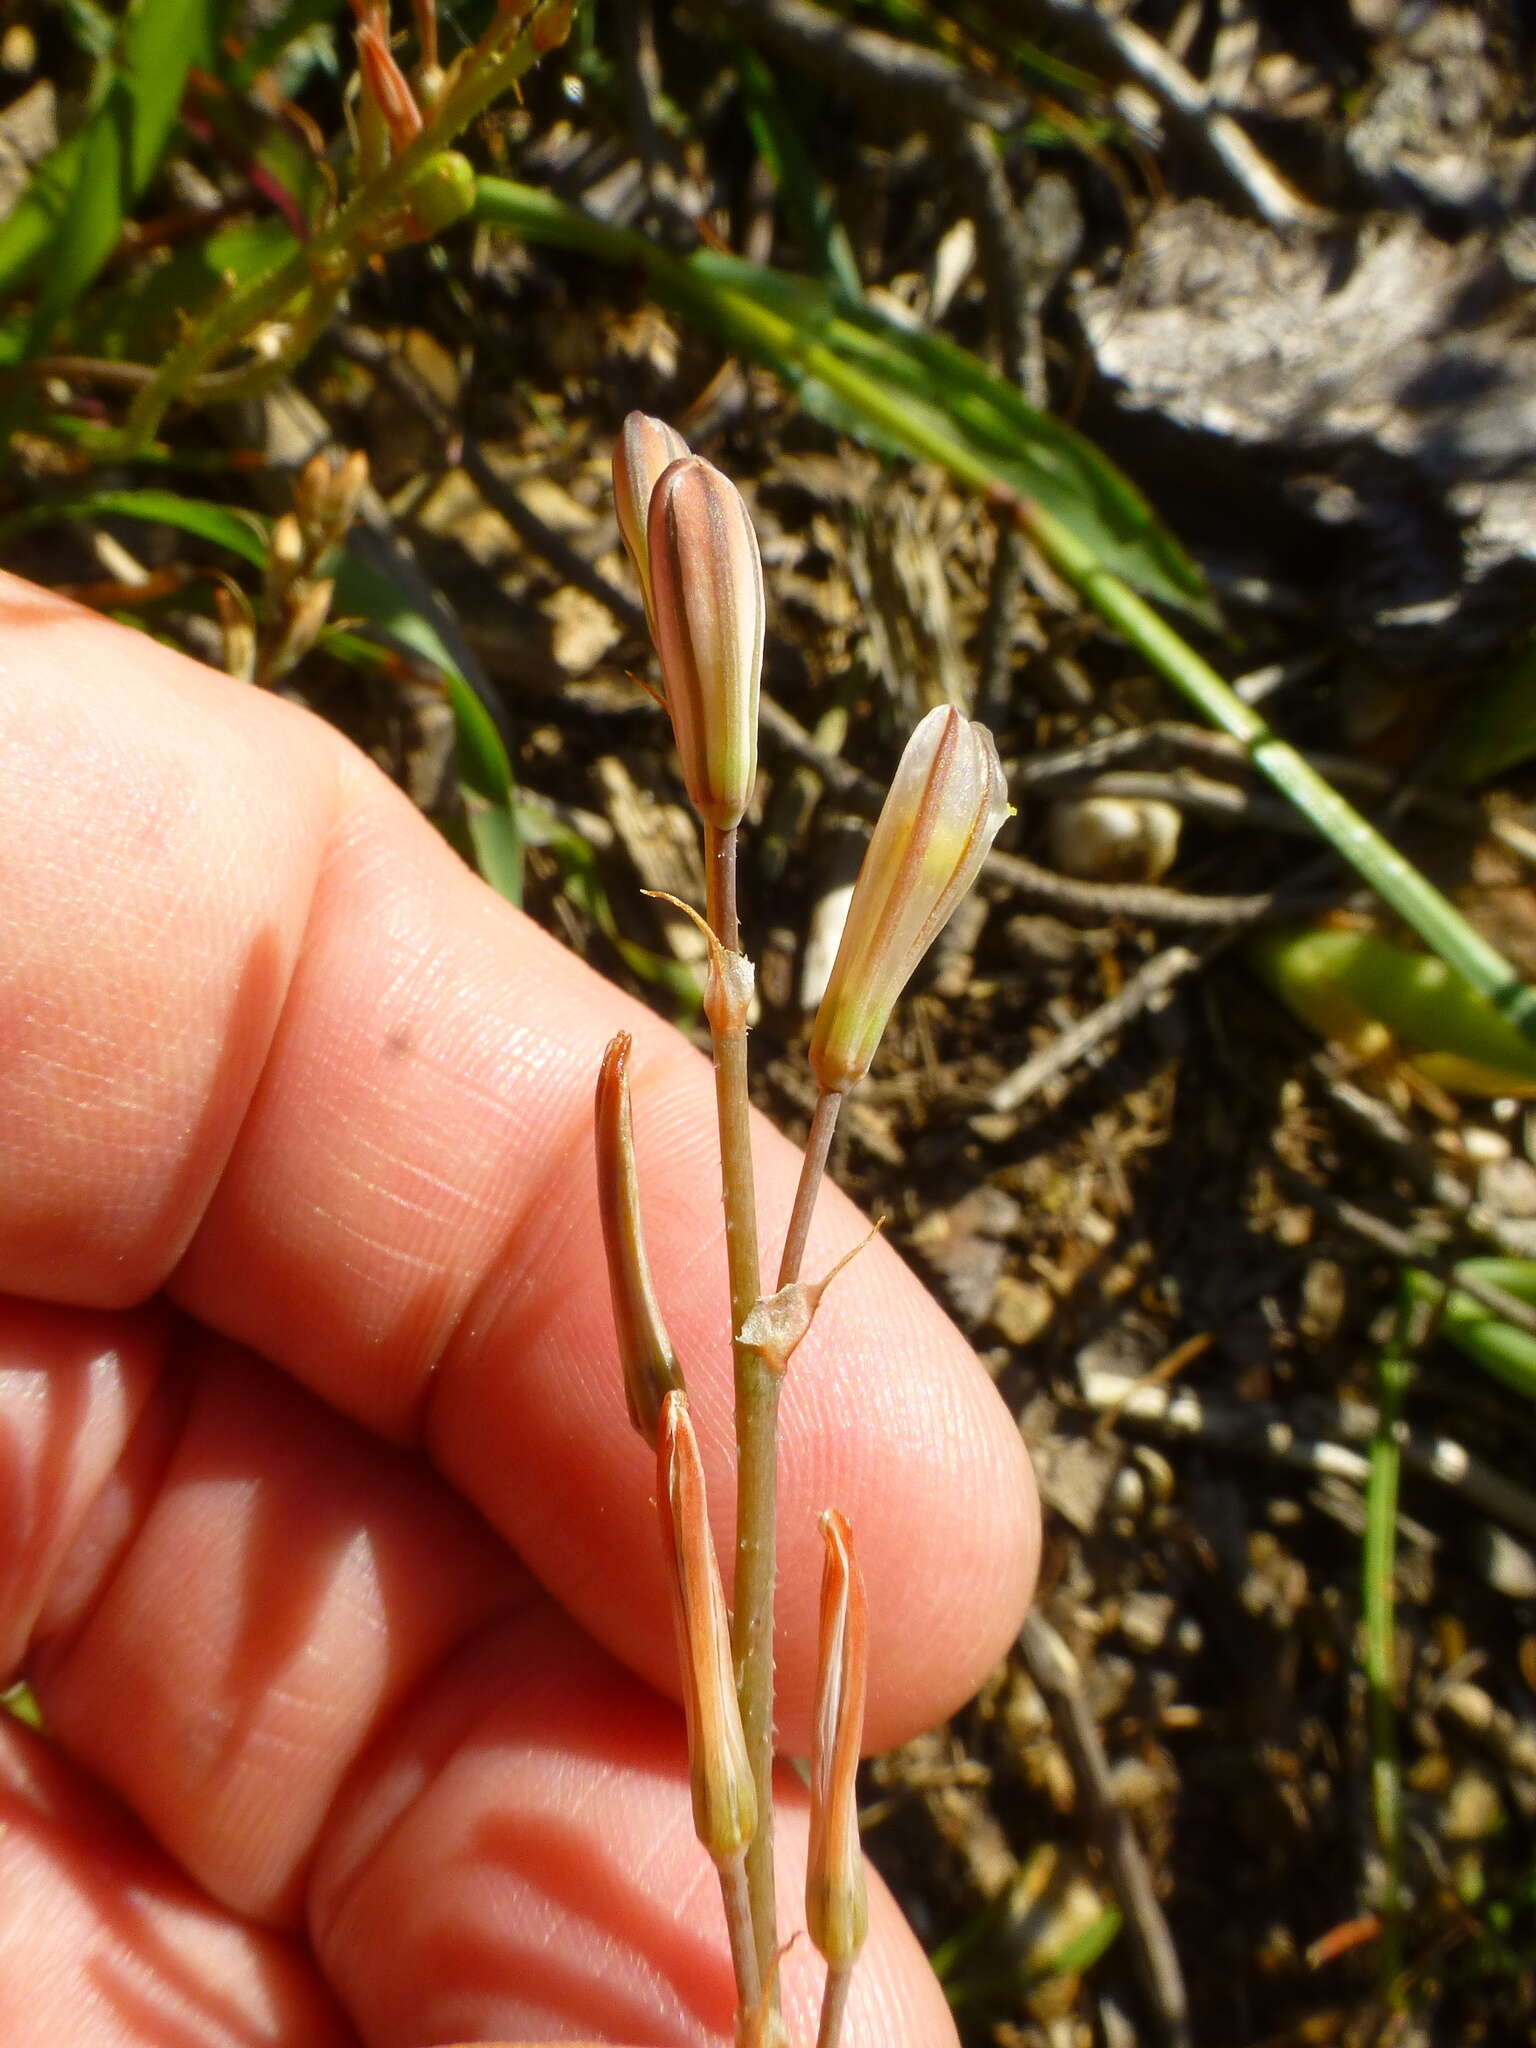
[0,569,1040,2047]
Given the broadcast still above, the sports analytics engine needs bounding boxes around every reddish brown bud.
[646,455,764,833]
[595,1033,684,1444]
[657,1391,757,1865]
[806,1508,868,1969]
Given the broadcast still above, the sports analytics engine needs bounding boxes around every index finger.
[0,571,1038,1750]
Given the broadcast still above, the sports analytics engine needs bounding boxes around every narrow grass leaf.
[734,44,862,300]
[1405,1260,1536,1403]
[473,178,1209,620]
[9,0,238,346]
[0,486,268,564]
[332,547,524,905]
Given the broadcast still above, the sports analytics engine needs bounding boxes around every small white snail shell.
[1046,795,1182,883]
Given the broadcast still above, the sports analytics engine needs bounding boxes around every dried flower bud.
[265,513,305,604]
[294,449,370,557]
[807,1508,868,1969]
[657,1391,757,1866]
[595,1033,684,1445]
[612,412,690,632]
[267,577,335,683]
[647,455,764,833]
[809,706,1009,1094]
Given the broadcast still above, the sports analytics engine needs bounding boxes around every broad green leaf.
[69,215,297,366]
[1250,926,1536,1097]
[0,485,268,564]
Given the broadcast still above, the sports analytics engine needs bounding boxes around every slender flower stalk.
[613,411,691,633]
[808,1509,869,2048]
[647,455,764,834]
[780,708,1010,1291]
[595,1033,684,1444]
[657,1391,762,2013]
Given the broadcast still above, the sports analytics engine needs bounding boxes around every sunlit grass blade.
[1404,1260,1536,1404]
[472,177,1207,619]
[1363,1288,1418,1998]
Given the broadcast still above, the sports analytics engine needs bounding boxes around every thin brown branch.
[1018,1613,1192,2048]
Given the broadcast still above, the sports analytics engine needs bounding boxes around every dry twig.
[1018,1612,1193,2048]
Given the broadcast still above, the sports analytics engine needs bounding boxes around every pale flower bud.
[647,454,764,833]
[594,1032,684,1446]
[809,706,1010,1094]
[657,1391,757,1865]
[612,411,690,632]
[806,1508,868,1969]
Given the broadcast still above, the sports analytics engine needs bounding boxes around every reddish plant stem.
[777,1086,842,1290]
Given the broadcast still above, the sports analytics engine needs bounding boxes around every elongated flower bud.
[595,1033,684,1445]
[809,706,1009,1094]
[612,412,690,633]
[647,455,764,833]
[657,1391,757,1865]
[807,1508,868,1969]
[356,17,424,151]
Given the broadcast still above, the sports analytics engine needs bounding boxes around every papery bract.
[809,706,1009,1094]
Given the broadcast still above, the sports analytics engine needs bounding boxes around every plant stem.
[710,822,741,953]
[703,822,779,1990]
[815,1962,852,2048]
[119,5,564,452]
[778,1087,842,1289]
[474,174,1536,1036]
[720,1849,763,2018]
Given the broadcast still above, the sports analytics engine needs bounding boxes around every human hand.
[0,571,1039,2047]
